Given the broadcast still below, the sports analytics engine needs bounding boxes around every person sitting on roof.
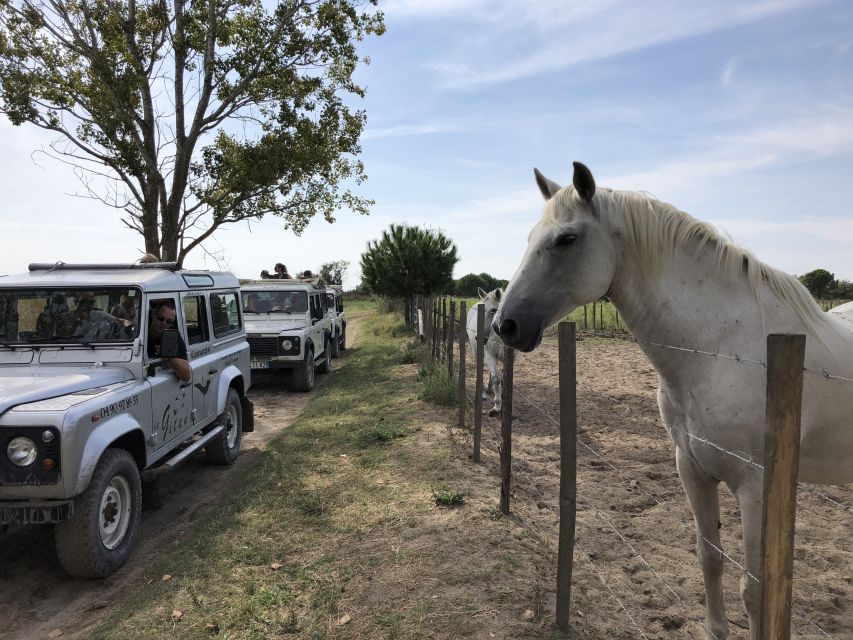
[273,263,292,279]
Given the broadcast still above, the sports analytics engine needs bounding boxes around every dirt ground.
[0,314,367,640]
[454,334,852,639]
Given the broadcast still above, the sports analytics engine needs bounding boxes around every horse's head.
[494,162,617,351]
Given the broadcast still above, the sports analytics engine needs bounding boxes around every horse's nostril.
[498,318,518,339]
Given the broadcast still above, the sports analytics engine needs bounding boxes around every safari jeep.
[241,279,334,391]
[0,262,253,578]
[324,286,346,357]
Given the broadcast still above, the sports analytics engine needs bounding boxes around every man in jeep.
[147,300,190,382]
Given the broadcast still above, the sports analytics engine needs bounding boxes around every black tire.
[291,345,315,392]
[340,325,346,351]
[317,335,332,374]
[205,388,242,465]
[55,448,142,578]
[330,329,341,358]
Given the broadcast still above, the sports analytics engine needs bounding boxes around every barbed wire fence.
[408,295,849,639]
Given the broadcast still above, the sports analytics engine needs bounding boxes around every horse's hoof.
[488,408,500,417]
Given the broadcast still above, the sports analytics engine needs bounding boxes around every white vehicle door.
[310,293,325,354]
[182,293,217,426]
[146,295,193,451]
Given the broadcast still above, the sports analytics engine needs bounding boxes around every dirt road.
[0,314,364,640]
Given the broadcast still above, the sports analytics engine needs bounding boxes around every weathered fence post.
[431,298,438,360]
[473,303,485,463]
[442,298,448,363]
[458,301,467,429]
[583,304,588,331]
[759,333,806,640]
[556,322,578,630]
[499,345,515,515]
[448,300,455,379]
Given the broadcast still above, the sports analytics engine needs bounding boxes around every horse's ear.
[572,161,596,202]
[495,288,503,301]
[478,287,487,299]
[534,168,562,200]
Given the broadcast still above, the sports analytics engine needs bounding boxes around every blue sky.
[1,0,851,288]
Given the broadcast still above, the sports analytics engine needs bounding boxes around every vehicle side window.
[337,296,343,313]
[210,292,242,337]
[183,295,209,346]
[309,295,317,318]
[321,295,327,314]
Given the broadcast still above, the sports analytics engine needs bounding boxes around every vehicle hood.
[244,317,310,333]
[0,366,134,416]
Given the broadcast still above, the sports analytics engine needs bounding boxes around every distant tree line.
[797,269,853,300]
[447,273,509,297]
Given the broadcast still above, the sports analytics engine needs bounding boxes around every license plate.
[0,503,73,525]
[250,361,270,369]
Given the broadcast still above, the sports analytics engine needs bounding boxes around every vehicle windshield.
[242,290,308,314]
[0,288,141,346]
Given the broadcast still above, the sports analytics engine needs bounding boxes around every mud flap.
[241,396,255,432]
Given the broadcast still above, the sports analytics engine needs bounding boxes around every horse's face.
[494,162,616,351]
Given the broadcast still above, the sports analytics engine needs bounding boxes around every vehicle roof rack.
[28,262,180,272]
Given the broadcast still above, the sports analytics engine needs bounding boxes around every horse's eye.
[555,233,577,247]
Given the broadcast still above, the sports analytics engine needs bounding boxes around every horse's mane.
[546,186,826,335]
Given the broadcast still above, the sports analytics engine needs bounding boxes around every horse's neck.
[608,240,764,375]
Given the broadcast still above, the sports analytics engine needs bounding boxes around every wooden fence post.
[448,300,455,379]
[473,303,485,463]
[556,322,578,630]
[458,301,467,429]
[442,298,448,363]
[499,345,515,515]
[583,305,588,331]
[432,298,438,360]
[759,333,806,640]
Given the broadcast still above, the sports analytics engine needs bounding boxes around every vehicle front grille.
[247,336,279,356]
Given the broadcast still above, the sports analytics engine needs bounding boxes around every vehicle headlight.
[7,437,37,467]
[281,339,293,351]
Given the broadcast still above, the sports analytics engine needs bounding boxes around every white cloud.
[414,0,821,89]
[721,57,738,87]
[607,107,853,195]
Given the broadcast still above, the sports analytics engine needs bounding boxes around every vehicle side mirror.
[159,329,181,358]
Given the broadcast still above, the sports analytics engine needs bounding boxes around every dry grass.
[88,308,570,640]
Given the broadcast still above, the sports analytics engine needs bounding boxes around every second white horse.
[466,288,505,416]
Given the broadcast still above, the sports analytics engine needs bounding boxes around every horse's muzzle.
[493,317,543,352]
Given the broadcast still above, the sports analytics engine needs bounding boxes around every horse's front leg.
[676,447,729,640]
[485,352,502,416]
[734,478,763,640]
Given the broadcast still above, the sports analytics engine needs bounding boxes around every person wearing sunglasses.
[147,301,190,382]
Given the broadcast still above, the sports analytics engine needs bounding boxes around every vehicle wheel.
[205,388,242,465]
[330,329,340,358]
[340,325,346,351]
[317,335,332,374]
[55,448,141,578]
[291,345,315,392]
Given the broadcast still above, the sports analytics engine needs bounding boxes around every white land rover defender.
[0,263,253,578]
[324,286,346,357]
[241,279,334,392]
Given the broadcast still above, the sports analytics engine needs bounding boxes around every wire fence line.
[533,339,852,513]
[509,381,838,639]
[418,299,844,637]
[639,340,853,385]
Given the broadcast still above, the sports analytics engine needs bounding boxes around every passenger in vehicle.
[147,300,190,382]
[110,294,138,321]
[70,292,131,341]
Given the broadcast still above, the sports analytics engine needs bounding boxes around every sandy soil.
[457,334,851,639]
[0,314,367,640]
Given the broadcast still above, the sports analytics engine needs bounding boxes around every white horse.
[493,162,853,640]
[466,287,505,416]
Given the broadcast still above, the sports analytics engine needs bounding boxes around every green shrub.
[432,486,465,507]
[418,360,457,406]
